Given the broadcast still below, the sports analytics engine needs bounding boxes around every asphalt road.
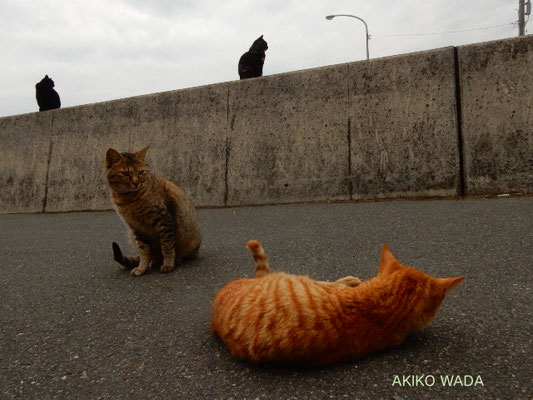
[1,197,531,400]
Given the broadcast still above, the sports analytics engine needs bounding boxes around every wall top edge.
[1,35,530,121]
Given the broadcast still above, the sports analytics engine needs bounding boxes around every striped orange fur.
[106,147,202,276]
[211,241,465,365]
[246,240,271,277]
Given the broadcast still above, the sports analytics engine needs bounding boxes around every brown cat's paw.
[131,266,148,276]
[336,276,362,287]
[160,264,175,273]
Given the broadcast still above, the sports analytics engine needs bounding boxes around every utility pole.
[518,0,525,36]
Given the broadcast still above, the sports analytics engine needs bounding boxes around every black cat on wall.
[238,35,268,79]
[35,75,61,111]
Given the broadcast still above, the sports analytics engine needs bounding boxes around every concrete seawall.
[458,37,533,195]
[1,35,531,214]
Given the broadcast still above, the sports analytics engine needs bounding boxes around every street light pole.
[518,0,525,36]
[326,14,370,60]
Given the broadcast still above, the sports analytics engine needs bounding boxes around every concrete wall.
[0,113,53,213]
[227,64,351,205]
[1,35,531,214]
[457,36,533,195]
[42,85,228,213]
[347,48,460,199]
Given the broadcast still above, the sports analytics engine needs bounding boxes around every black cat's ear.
[45,75,49,78]
[106,148,123,168]
[260,35,263,39]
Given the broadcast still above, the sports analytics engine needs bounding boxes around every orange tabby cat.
[211,241,464,365]
[106,147,202,276]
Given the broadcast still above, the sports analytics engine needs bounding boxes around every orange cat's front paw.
[160,264,175,273]
[336,276,362,287]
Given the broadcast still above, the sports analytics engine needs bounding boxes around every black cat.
[238,35,268,79]
[35,75,61,111]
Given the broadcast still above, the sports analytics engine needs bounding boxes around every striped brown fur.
[106,147,202,276]
[211,241,464,365]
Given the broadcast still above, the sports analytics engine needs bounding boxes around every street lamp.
[326,14,370,60]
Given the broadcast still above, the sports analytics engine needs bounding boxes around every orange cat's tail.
[246,240,271,278]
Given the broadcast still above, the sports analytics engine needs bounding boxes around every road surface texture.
[1,197,531,400]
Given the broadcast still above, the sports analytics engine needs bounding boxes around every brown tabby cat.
[105,147,202,276]
[211,241,464,365]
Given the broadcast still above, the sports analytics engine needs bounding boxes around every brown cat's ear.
[134,147,149,161]
[436,276,465,293]
[106,148,123,168]
[378,244,402,275]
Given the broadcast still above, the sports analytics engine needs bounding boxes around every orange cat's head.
[378,244,465,331]
[105,147,150,194]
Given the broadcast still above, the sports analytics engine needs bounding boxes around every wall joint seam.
[224,87,230,206]
[453,46,466,197]
[41,113,55,212]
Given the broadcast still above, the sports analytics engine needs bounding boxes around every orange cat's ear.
[436,276,465,293]
[106,148,122,168]
[134,147,149,161]
[378,244,402,275]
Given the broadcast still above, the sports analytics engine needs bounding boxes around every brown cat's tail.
[246,240,271,278]
[112,242,140,270]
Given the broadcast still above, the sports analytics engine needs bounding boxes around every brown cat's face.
[378,244,465,331]
[105,148,149,194]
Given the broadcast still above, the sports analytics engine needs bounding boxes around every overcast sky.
[0,0,525,117]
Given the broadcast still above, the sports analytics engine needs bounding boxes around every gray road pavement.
[1,197,531,400]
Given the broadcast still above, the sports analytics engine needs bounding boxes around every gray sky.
[0,0,524,117]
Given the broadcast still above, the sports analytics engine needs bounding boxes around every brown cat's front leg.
[131,235,151,276]
[155,219,176,273]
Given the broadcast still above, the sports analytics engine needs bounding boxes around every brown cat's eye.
[120,172,131,177]
[138,170,146,176]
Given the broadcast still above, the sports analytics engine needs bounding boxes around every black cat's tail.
[112,242,139,269]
